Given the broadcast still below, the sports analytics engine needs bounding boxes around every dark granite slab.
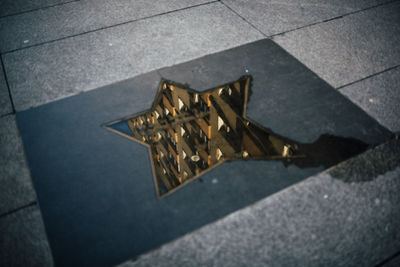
[16,39,393,267]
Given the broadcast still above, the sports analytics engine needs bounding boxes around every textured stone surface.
[329,136,400,182]
[157,40,392,145]
[223,0,390,36]
[0,0,73,17]
[0,205,53,267]
[119,138,400,267]
[340,67,400,132]
[383,253,400,267]
[0,63,12,116]
[0,0,212,53]
[2,1,400,266]
[0,115,36,216]
[3,2,263,111]
[273,1,400,88]
[17,39,392,267]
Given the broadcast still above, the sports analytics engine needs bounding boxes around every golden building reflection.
[107,76,304,197]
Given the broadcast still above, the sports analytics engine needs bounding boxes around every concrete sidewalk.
[1,0,399,266]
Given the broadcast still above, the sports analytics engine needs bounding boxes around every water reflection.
[107,76,368,197]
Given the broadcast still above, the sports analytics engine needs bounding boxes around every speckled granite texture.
[17,39,392,267]
[3,2,263,111]
[223,0,391,36]
[273,1,400,88]
[0,205,54,267]
[0,63,12,116]
[119,138,400,267]
[340,67,400,132]
[1,0,400,266]
[0,115,36,216]
[0,0,74,17]
[0,0,212,52]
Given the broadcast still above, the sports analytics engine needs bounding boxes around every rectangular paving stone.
[0,205,53,267]
[0,63,12,116]
[273,1,400,88]
[0,0,212,53]
[0,115,36,216]
[17,39,392,267]
[120,138,400,267]
[340,67,400,133]
[223,0,390,36]
[0,0,74,17]
[3,2,263,112]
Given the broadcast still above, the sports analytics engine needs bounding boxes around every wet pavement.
[1,1,400,266]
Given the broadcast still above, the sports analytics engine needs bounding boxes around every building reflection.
[107,76,305,197]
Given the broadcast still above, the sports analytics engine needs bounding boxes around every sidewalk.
[1,0,399,266]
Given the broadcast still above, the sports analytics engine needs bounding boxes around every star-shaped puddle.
[106,76,368,197]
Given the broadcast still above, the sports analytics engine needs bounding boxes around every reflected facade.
[107,76,304,197]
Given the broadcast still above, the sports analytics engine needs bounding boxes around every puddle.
[107,76,369,197]
[329,137,400,183]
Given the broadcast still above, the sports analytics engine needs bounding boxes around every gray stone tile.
[0,63,12,116]
[17,39,392,266]
[339,67,400,133]
[119,138,400,267]
[273,1,400,88]
[382,253,400,267]
[0,205,53,267]
[0,0,212,53]
[3,2,263,112]
[0,0,73,17]
[223,0,391,36]
[0,115,36,216]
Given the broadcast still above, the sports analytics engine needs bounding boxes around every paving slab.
[223,0,390,36]
[0,0,74,18]
[383,253,400,267]
[3,2,263,112]
[0,0,212,53]
[17,39,392,267]
[120,138,400,267]
[273,1,400,88]
[339,67,400,133]
[0,115,36,216]
[0,63,12,116]
[0,205,53,267]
